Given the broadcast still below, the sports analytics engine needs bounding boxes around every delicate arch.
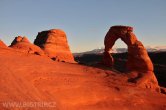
[102,25,159,92]
[103,25,153,72]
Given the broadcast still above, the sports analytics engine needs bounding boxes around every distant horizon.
[73,45,166,53]
[0,0,166,53]
[1,34,166,53]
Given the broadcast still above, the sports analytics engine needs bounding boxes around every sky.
[0,0,166,52]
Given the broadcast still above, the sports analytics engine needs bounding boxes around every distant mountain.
[73,48,104,56]
[73,48,126,56]
[146,46,166,52]
[73,46,166,56]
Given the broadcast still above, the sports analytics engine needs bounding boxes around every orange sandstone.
[0,40,7,48]
[10,36,44,55]
[103,25,159,92]
[34,29,75,63]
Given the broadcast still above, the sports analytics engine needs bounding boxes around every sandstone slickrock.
[10,36,44,55]
[0,47,166,110]
[103,25,160,92]
[34,29,75,63]
[0,40,7,48]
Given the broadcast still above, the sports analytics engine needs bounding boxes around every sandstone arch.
[103,26,159,92]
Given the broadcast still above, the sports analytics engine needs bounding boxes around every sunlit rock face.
[34,29,75,63]
[10,36,44,55]
[103,25,160,92]
[0,40,7,48]
[10,36,30,46]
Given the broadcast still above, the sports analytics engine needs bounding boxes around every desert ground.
[0,44,166,110]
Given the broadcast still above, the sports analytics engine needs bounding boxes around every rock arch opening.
[110,39,128,72]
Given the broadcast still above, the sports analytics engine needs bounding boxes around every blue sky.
[0,0,166,52]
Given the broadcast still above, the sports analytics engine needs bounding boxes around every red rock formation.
[10,36,44,55]
[34,29,75,63]
[11,36,30,46]
[0,40,7,48]
[103,25,159,92]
